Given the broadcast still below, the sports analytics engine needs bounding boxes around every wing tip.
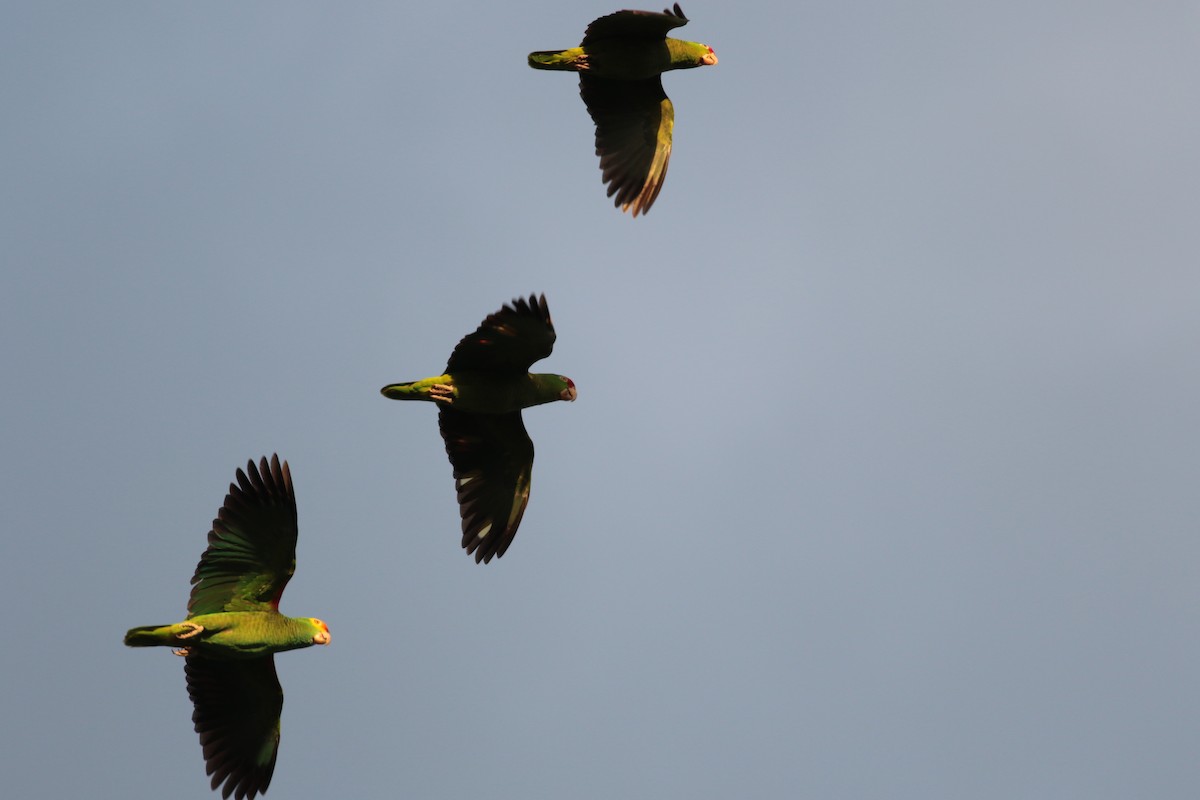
[497,293,553,331]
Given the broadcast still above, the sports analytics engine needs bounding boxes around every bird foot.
[176,622,204,639]
[430,384,456,404]
[172,647,192,657]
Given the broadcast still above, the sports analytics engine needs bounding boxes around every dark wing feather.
[438,407,535,564]
[186,655,283,800]
[444,294,556,375]
[580,75,674,217]
[582,4,688,43]
[188,455,298,616]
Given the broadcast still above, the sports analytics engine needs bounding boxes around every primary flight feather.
[529,3,717,216]
[381,294,576,563]
[124,455,330,800]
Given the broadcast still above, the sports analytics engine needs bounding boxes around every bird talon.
[176,622,204,639]
[430,384,456,404]
[172,647,192,657]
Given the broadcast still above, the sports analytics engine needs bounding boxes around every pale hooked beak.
[560,378,578,402]
[313,620,331,645]
[701,50,718,66]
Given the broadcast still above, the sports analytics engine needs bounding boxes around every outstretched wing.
[580,74,674,217]
[444,294,557,375]
[186,655,283,800]
[583,3,688,44]
[438,407,535,564]
[188,455,298,616]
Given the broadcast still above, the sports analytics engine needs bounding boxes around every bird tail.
[528,50,580,71]
[380,381,423,401]
[123,624,175,647]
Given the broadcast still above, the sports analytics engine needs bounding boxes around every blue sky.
[3,2,1198,798]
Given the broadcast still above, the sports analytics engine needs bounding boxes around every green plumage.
[381,372,570,414]
[124,455,329,800]
[528,37,710,81]
[381,294,576,563]
[124,613,324,659]
[528,3,717,216]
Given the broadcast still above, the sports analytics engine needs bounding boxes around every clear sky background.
[3,2,1198,798]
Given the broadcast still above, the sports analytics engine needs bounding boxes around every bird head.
[307,618,331,645]
[559,377,577,402]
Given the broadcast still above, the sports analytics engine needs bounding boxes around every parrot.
[124,455,329,800]
[528,3,717,217]
[380,294,576,563]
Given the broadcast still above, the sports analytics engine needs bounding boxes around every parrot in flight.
[529,3,717,217]
[381,294,576,563]
[124,455,329,800]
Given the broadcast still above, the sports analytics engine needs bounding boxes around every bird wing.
[580,74,674,217]
[438,407,535,563]
[188,455,298,616]
[582,3,689,44]
[444,294,556,375]
[186,655,282,800]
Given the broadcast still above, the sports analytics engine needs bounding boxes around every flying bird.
[124,455,330,800]
[381,294,576,563]
[528,3,717,217]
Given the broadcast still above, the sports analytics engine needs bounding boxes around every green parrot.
[528,3,717,217]
[124,455,329,800]
[380,294,576,563]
